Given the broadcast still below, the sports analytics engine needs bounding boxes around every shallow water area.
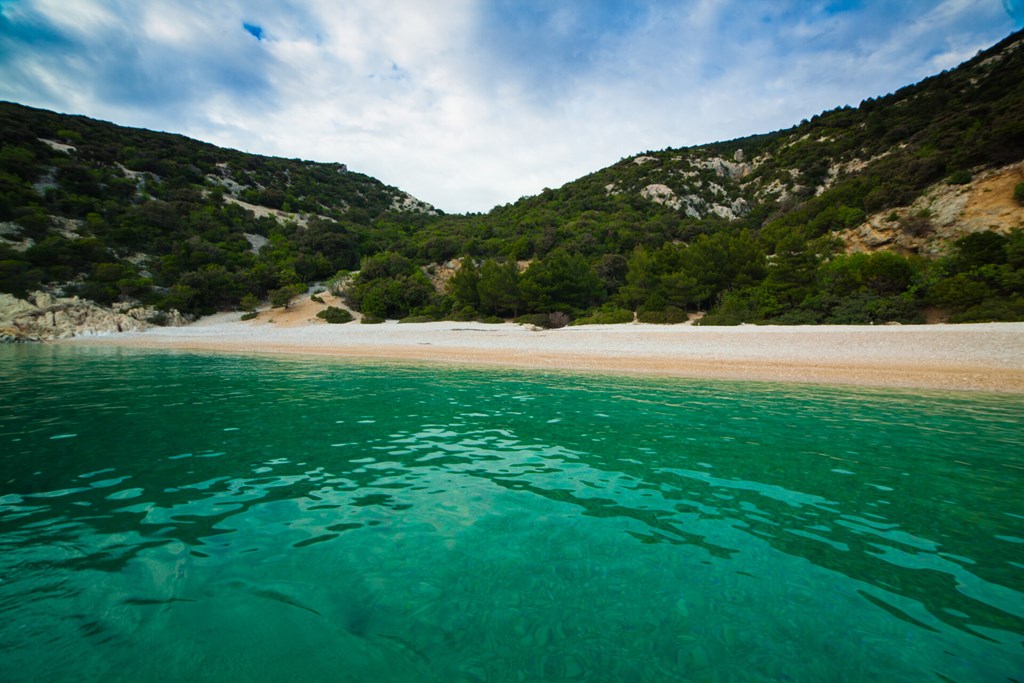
[1,345,1022,682]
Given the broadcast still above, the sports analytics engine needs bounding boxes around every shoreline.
[61,314,1024,394]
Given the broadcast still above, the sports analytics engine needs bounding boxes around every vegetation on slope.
[1,29,1023,326]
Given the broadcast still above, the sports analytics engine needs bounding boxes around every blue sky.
[0,1,1020,213]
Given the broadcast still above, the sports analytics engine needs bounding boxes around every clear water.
[1,346,1022,682]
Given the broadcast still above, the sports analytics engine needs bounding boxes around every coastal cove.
[1,346,1022,682]
[65,317,1024,394]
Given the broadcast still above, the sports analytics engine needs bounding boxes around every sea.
[1,345,1022,682]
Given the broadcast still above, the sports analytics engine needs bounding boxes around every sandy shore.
[62,296,1024,393]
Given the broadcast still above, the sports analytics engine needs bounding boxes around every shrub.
[514,313,550,328]
[239,293,260,312]
[480,315,506,324]
[270,283,306,308]
[360,314,384,324]
[399,314,437,323]
[1015,182,1024,206]
[316,306,353,324]
[950,297,1024,323]
[637,306,688,324]
[449,305,479,321]
[310,293,324,304]
[945,170,972,185]
[571,307,633,325]
[240,311,258,321]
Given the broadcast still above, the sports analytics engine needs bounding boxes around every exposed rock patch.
[641,184,685,211]
[38,138,76,154]
[844,161,1024,256]
[243,233,269,253]
[693,157,752,181]
[390,192,438,215]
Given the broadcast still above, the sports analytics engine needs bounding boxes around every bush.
[946,170,972,185]
[270,283,306,308]
[310,293,324,304]
[571,307,633,325]
[1015,182,1024,206]
[240,311,258,321]
[449,305,479,322]
[514,313,550,328]
[360,314,384,324]
[949,297,1024,323]
[316,306,353,324]
[771,309,823,325]
[637,306,688,324]
[480,315,506,324]
[399,314,437,323]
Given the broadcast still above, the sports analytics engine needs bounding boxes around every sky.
[0,1,1021,214]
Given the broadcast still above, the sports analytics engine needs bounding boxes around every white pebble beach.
[64,295,1024,394]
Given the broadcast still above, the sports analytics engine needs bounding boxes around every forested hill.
[0,101,436,316]
[2,29,1023,329]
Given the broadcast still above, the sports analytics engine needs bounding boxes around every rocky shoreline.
[0,292,187,342]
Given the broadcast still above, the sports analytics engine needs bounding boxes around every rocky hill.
[436,28,1023,258]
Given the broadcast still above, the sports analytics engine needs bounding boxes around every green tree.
[240,293,260,312]
[478,259,520,317]
[618,247,659,310]
[447,257,481,310]
[270,283,306,308]
[520,249,603,314]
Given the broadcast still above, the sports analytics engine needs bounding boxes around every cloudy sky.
[1,1,1021,213]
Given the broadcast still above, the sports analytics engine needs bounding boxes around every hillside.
[0,101,436,322]
[1,30,1023,336]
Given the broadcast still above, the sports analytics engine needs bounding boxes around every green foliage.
[571,305,634,325]
[447,257,481,310]
[360,314,385,324]
[344,252,436,319]
[240,311,258,321]
[949,297,1024,322]
[925,229,1024,320]
[520,249,604,314]
[270,283,306,309]
[1015,182,1024,206]
[637,306,688,324]
[316,306,354,323]
[477,259,521,317]
[946,170,972,185]
[399,314,438,323]
[240,294,260,313]
[513,313,551,327]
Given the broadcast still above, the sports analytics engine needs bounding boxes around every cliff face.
[843,161,1024,256]
[0,292,186,342]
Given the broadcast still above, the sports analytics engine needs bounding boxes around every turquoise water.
[0,346,1022,682]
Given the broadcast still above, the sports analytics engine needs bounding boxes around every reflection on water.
[1,346,1022,682]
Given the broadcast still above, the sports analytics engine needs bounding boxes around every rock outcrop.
[0,292,186,342]
[843,161,1024,256]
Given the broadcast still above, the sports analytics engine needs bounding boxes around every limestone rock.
[0,291,187,342]
[843,160,1024,256]
[640,184,684,210]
